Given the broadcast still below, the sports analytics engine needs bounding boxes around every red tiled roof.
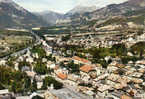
[121,95,132,99]
[72,56,90,63]
[80,65,94,73]
[57,73,67,80]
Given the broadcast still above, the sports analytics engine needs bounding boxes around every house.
[80,65,94,73]
[94,73,109,82]
[25,71,36,79]
[67,74,80,82]
[113,83,127,90]
[21,66,31,72]
[72,56,91,64]
[37,82,43,89]
[136,60,145,65]
[56,72,67,80]
[0,60,6,65]
[115,64,125,68]
[97,84,112,92]
[121,95,132,99]
[0,89,14,99]
[49,64,59,70]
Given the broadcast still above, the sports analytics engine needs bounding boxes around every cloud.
[14,0,128,13]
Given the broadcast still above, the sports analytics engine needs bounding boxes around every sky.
[14,0,128,13]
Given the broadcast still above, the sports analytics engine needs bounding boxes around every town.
[0,25,145,99]
[1,0,145,99]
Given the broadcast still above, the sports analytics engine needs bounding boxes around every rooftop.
[72,56,90,63]
[56,72,67,80]
[50,88,93,99]
[80,65,94,73]
[0,89,9,95]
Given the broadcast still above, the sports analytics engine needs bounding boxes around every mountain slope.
[34,5,97,25]
[88,0,145,20]
[65,0,145,27]
[0,0,48,29]
[34,11,65,24]
[67,5,97,15]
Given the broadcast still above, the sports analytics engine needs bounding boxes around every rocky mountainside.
[0,0,48,29]
[34,11,65,24]
[66,5,97,15]
[65,0,145,27]
[87,0,145,20]
[34,6,97,24]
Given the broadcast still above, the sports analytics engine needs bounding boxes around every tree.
[131,42,145,58]
[98,60,108,68]
[111,43,127,56]
[0,83,5,90]
[59,62,65,68]
[11,81,17,93]
[34,61,47,75]
[0,66,32,93]
[18,61,30,71]
[67,61,80,73]
[31,45,46,58]
[10,81,24,93]
[61,35,71,41]
[42,76,63,90]
[32,95,44,99]
[7,60,14,67]
[24,76,31,91]
[31,78,37,92]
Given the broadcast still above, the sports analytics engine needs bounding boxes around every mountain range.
[34,5,97,24]
[67,0,145,27]
[1,0,145,29]
[87,0,145,20]
[0,0,48,29]
[35,0,145,25]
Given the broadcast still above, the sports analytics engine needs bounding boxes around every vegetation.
[130,42,145,57]
[67,61,80,73]
[46,54,56,62]
[18,61,31,71]
[34,60,48,75]
[96,17,127,28]
[61,34,71,41]
[31,45,46,58]
[60,60,81,74]
[32,95,44,99]
[0,66,31,94]
[111,44,127,56]
[121,56,141,64]
[0,30,34,58]
[79,83,92,87]
[42,76,63,90]
[31,78,37,92]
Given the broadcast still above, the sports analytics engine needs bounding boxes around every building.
[80,65,94,73]
[0,89,14,99]
[72,56,91,65]
[56,72,67,80]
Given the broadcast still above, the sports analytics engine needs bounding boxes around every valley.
[0,29,34,58]
[1,0,145,99]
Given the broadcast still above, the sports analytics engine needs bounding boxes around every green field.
[0,30,35,57]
